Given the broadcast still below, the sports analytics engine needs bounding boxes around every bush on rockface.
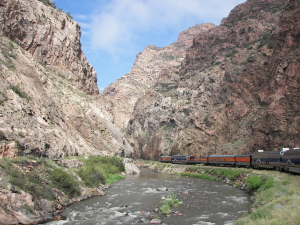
[76,156,125,188]
[50,168,81,198]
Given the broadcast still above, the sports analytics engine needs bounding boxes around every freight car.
[159,148,300,175]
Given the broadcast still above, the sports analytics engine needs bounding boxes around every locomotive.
[159,148,300,174]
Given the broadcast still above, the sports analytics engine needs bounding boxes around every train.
[159,147,300,174]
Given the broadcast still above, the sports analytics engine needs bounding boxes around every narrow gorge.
[0,0,300,224]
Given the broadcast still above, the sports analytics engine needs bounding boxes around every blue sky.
[52,0,246,92]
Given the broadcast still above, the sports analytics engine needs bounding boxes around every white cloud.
[89,0,245,55]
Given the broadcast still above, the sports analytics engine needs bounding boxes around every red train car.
[235,155,251,167]
[186,155,207,164]
[159,156,172,163]
[187,155,251,167]
[207,155,236,166]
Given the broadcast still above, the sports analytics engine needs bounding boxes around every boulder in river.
[150,218,162,224]
[123,158,141,174]
[156,187,168,191]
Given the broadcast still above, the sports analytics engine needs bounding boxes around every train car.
[159,156,172,163]
[281,148,300,174]
[158,148,300,176]
[186,155,208,164]
[171,155,190,164]
[235,155,251,167]
[207,155,236,166]
[251,150,281,169]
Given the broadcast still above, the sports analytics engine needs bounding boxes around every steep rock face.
[121,0,300,159]
[0,0,98,95]
[103,24,216,129]
[0,0,133,158]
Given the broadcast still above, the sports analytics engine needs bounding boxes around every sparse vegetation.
[0,155,125,211]
[66,12,73,19]
[8,42,14,50]
[226,48,238,59]
[10,84,32,100]
[37,0,56,8]
[160,192,182,215]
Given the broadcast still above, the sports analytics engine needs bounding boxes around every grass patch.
[76,156,125,187]
[160,192,182,215]
[235,171,300,225]
[106,174,125,184]
[180,172,216,180]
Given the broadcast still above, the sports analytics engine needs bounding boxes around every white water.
[47,168,250,225]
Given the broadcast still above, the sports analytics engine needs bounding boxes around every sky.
[52,0,246,92]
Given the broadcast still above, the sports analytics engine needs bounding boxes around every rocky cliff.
[0,0,134,223]
[0,0,133,159]
[103,24,216,129]
[105,0,300,159]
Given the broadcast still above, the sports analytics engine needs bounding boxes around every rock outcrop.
[0,0,133,159]
[105,0,300,159]
[103,24,216,129]
[0,0,98,95]
[123,158,141,175]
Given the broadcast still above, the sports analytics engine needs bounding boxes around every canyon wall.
[0,0,133,158]
[105,0,300,159]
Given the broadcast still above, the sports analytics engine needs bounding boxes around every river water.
[47,168,250,225]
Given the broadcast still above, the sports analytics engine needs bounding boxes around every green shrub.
[50,168,81,197]
[10,175,26,189]
[76,156,124,187]
[246,175,263,190]
[8,42,14,50]
[267,41,276,49]
[66,12,73,19]
[77,166,106,187]
[226,48,238,58]
[10,85,31,100]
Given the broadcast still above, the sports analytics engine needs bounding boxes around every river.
[46,168,250,225]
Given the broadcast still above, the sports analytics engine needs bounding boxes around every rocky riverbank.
[0,156,139,225]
